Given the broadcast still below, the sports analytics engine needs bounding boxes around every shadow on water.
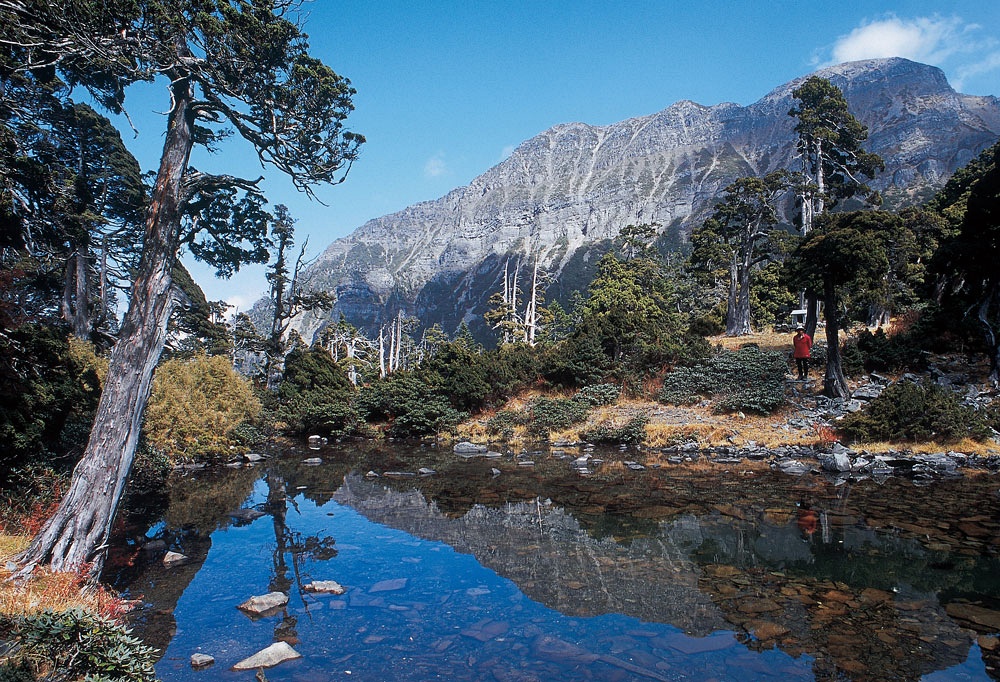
[110,442,1000,681]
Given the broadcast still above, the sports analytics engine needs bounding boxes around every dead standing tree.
[4,0,362,575]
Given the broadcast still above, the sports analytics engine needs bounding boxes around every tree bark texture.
[725,245,753,336]
[822,279,849,399]
[18,72,195,576]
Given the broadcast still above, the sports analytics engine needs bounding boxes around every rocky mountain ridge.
[289,58,1000,342]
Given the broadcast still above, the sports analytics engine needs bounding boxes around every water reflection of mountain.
[335,473,729,635]
[331,473,983,681]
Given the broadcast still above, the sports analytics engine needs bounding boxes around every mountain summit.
[290,58,999,342]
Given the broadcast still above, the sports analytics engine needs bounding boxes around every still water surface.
[114,444,1000,681]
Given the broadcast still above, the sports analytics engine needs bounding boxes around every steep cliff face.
[293,58,1000,342]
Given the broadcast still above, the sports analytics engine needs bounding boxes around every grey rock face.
[290,58,999,341]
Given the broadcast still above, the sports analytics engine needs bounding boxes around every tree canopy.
[4,0,363,574]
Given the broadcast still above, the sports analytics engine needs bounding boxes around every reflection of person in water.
[797,502,818,540]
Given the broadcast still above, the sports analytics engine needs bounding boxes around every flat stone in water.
[163,551,188,567]
[461,618,510,642]
[369,578,408,593]
[304,580,345,595]
[454,441,487,455]
[658,632,735,655]
[190,653,214,668]
[945,603,1000,631]
[237,591,288,615]
[231,641,301,670]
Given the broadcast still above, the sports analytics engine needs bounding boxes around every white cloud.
[819,14,1000,93]
[830,15,968,64]
[225,294,253,312]
[423,152,448,178]
[953,51,1000,91]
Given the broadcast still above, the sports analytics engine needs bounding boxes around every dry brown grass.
[0,536,134,621]
[844,437,998,456]
[707,328,795,353]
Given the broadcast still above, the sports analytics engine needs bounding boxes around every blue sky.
[111,2,1000,310]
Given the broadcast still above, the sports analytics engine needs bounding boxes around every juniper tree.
[786,211,894,398]
[690,171,788,336]
[788,76,883,335]
[3,0,362,575]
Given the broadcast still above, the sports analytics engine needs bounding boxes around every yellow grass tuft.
[1,535,136,621]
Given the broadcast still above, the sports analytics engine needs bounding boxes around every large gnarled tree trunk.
[822,279,849,399]
[17,70,195,576]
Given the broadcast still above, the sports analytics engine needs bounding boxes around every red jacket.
[793,332,813,359]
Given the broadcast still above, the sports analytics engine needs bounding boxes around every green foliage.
[839,381,991,444]
[927,140,1000,228]
[0,324,102,482]
[277,345,358,437]
[579,415,649,445]
[542,326,614,387]
[789,76,884,211]
[528,397,590,436]
[659,346,787,414]
[417,341,492,412]
[525,384,622,438]
[144,353,261,461]
[688,313,724,337]
[355,373,466,438]
[0,608,158,682]
[750,260,797,328]
[852,327,927,373]
[485,410,525,441]
[575,383,621,406]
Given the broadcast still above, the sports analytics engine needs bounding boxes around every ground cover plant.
[659,346,788,414]
[839,380,993,444]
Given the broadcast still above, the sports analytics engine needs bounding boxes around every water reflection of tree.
[263,470,337,645]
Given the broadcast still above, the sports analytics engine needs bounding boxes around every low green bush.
[144,353,261,461]
[0,608,158,682]
[839,381,991,443]
[356,373,466,438]
[528,397,590,437]
[277,345,359,438]
[853,327,927,372]
[658,346,787,414]
[485,410,524,441]
[579,415,649,445]
[575,383,621,407]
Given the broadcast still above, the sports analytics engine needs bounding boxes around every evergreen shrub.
[579,415,649,445]
[277,345,359,438]
[144,353,261,461]
[575,383,621,406]
[0,608,158,682]
[485,410,524,441]
[528,397,590,437]
[356,373,465,438]
[658,346,787,414]
[839,381,991,443]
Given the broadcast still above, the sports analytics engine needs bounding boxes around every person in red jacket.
[792,326,813,380]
